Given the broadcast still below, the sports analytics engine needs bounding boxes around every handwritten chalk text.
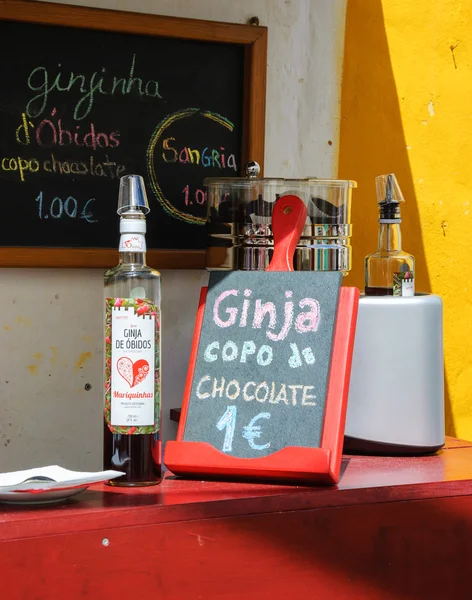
[216,407,271,453]
[35,191,97,223]
[182,184,206,206]
[26,54,162,121]
[15,109,121,149]
[213,288,320,342]
[162,137,237,170]
[1,153,126,182]
[204,340,273,366]
[1,156,39,182]
[196,375,317,407]
[203,339,315,369]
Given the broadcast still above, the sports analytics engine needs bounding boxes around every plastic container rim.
[203,177,358,189]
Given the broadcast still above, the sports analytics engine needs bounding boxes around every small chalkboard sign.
[0,1,267,268]
[183,269,342,455]
[165,196,360,484]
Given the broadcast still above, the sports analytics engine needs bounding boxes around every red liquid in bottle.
[103,422,161,486]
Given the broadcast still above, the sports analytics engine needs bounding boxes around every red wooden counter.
[2,437,472,599]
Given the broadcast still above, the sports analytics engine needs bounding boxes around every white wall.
[0,0,347,471]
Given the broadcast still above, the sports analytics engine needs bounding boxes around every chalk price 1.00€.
[35,190,96,222]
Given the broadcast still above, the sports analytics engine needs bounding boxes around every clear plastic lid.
[203,161,357,190]
[203,176,357,190]
[117,174,150,215]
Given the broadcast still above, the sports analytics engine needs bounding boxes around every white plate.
[0,486,88,505]
[0,465,125,504]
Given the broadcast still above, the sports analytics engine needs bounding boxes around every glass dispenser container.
[204,162,357,273]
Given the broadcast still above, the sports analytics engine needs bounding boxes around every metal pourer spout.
[376,173,404,221]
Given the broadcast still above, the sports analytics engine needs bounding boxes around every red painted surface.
[2,444,472,598]
[7,496,472,600]
[1,443,471,542]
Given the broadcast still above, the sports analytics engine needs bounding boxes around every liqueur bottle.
[365,173,415,296]
[103,175,162,486]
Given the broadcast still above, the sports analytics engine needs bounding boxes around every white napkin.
[0,465,124,492]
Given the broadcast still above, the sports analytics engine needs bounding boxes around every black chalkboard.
[0,1,267,267]
[183,271,343,458]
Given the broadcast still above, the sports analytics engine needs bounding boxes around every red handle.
[266,194,307,272]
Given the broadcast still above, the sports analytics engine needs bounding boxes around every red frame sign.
[165,284,359,485]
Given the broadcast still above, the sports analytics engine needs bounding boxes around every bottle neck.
[378,221,402,252]
[118,232,147,265]
[118,251,146,266]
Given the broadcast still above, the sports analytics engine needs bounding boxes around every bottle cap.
[375,173,404,221]
[120,219,146,234]
[117,175,150,216]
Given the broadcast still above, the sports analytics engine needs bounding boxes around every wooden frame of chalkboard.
[0,0,267,268]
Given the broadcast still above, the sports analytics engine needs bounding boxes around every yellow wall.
[339,0,472,438]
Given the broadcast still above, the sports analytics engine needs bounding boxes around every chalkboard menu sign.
[184,271,341,458]
[165,272,360,484]
[0,1,267,268]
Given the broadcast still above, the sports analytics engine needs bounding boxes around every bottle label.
[105,298,160,434]
[119,233,146,252]
[393,272,415,297]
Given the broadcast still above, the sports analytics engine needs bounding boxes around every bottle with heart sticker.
[103,174,162,486]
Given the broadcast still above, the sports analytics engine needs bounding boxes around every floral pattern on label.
[105,297,160,435]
